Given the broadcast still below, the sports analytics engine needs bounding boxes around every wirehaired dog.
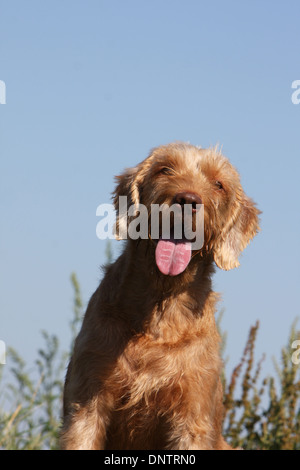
[61,142,260,450]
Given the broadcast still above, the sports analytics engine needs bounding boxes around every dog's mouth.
[155,237,192,276]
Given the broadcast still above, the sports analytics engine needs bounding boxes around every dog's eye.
[159,167,173,175]
[215,181,224,190]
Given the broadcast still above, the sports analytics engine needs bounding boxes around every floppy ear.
[213,194,261,270]
[112,153,158,239]
[112,166,140,240]
[113,166,140,209]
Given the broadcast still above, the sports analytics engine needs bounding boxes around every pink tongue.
[155,238,192,276]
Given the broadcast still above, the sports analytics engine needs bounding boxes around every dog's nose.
[173,192,202,212]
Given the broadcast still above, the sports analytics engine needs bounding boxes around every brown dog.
[61,142,260,450]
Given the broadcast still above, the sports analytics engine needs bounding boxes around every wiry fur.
[60,142,260,450]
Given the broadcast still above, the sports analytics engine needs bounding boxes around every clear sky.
[0,1,300,379]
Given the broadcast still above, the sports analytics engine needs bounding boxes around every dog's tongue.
[155,238,192,276]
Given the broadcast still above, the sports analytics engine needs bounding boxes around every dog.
[60,142,260,450]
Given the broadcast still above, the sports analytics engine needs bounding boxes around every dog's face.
[113,142,260,273]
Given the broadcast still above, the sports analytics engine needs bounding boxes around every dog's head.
[113,142,260,274]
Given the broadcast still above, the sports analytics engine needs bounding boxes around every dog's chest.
[116,324,219,403]
[105,330,220,449]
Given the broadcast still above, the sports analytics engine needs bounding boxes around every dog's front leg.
[60,396,113,450]
[168,426,214,450]
[165,405,220,451]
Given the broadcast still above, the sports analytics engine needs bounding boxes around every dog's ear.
[213,193,260,270]
[112,154,157,239]
[112,166,140,240]
[113,166,140,209]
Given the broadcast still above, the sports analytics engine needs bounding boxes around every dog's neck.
[101,240,217,337]
[128,239,214,293]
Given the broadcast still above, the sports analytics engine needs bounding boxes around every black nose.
[173,191,202,212]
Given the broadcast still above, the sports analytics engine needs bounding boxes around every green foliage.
[222,321,300,450]
[0,272,84,450]
[0,260,299,449]
[0,334,64,450]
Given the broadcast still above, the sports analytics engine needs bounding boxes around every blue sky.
[0,1,300,379]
